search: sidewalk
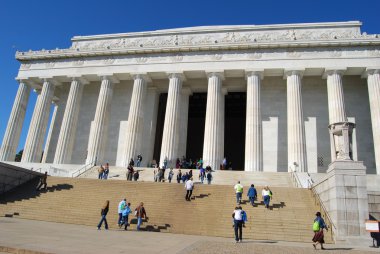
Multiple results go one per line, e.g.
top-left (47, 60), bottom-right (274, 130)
top-left (0, 217), bottom-right (378, 254)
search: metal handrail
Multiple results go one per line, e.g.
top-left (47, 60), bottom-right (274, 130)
top-left (310, 184), bottom-right (337, 241)
top-left (71, 160), bottom-right (96, 178)
top-left (289, 168), bottom-right (335, 241)
top-left (289, 168), bottom-right (302, 188)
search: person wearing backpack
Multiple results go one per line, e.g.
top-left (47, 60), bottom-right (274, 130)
top-left (232, 206), bottom-right (245, 243)
top-left (262, 185), bottom-right (271, 209)
top-left (312, 212), bottom-right (328, 250)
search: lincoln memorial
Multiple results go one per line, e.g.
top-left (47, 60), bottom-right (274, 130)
top-left (1, 21), bottom-right (379, 175)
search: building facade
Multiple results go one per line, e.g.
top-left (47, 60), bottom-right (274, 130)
top-left (1, 21), bottom-right (380, 174)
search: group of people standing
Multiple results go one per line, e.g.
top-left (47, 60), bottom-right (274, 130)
top-left (127, 159), bottom-right (140, 181)
top-left (97, 199), bottom-right (147, 231)
top-left (98, 163), bottom-right (110, 180)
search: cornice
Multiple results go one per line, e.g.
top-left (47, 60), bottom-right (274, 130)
top-left (16, 21), bottom-right (380, 61)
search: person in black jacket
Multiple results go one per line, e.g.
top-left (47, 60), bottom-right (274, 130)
top-left (97, 200), bottom-right (109, 230)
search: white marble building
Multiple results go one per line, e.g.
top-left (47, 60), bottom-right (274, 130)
top-left (1, 21), bottom-right (380, 174)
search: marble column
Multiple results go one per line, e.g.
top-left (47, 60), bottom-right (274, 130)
top-left (22, 79), bottom-right (56, 163)
top-left (177, 87), bottom-right (191, 160)
top-left (366, 68), bottom-right (380, 174)
top-left (122, 74), bottom-right (148, 167)
top-left (54, 78), bottom-right (86, 164)
top-left (41, 101), bottom-right (59, 163)
top-left (86, 76), bottom-right (115, 165)
top-left (0, 81), bottom-right (31, 161)
top-left (159, 73), bottom-right (184, 168)
top-left (326, 69), bottom-right (347, 124)
top-left (325, 69), bottom-right (347, 162)
top-left (245, 71), bottom-right (263, 171)
top-left (285, 70), bottom-right (307, 172)
top-left (203, 72), bottom-right (224, 171)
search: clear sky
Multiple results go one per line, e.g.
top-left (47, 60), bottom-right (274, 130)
top-left (0, 0), bottom-right (379, 152)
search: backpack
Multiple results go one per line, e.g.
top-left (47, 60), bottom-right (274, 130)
top-left (313, 220), bottom-right (320, 232)
top-left (269, 190), bottom-right (273, 197)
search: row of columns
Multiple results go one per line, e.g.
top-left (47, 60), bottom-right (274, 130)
top-left (1, 69), bottom-right (380, 173)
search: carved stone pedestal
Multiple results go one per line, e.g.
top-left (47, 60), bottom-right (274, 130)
top-left (324, 160), bottom-right (370, 244)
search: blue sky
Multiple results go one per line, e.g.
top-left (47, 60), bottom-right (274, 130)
top-left (0, 0), bottom-right (379, 152)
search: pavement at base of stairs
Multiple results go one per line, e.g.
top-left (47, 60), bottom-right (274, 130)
top-left (0, 217), bottom-right (378, 254)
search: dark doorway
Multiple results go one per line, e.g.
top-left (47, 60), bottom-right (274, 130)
top-left (224, 92), bottom-right (246, 170)
top-left (186, 93), bottom-right (207, 161)
top-left (153, 93), bottom-right (167, 165)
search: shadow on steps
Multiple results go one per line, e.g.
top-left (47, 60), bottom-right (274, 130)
top-left (129, 218), bottom-right (171, 232)
top-left (0, 178), bottom-right (73, 205)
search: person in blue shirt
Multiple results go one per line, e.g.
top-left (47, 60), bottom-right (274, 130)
top-left (120, 202), bottom-right (132, 230)
top-left (247, 184), bottom-right (257, 206)
top-left (312, 212), bottom-right (328, 250)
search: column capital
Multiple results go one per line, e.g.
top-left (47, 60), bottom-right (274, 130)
top-left (67, 75), bottom-right (90, 85)
top-left (15, 77), bottom-right (37, 88)
top-left (97, 74), bottom-right (120, 83)
top-left (323, 68), bottom-right (347, 79)
top-left (182, 86), bottom-right (192, 95)
top-left (283, 69), bottom-right (305, 79)
top-left (166, 72), bottom-right (186, 81)
top-left (361, 67), bottom-right (380, 78)
top-left (131, 73), bottom-right (152, 83)
top-left (39, 77), bottom-right (61, 86)
top-left (245, 69), bottom-right (264, 80)
top-left (206, 71), bottom-right (225, 80)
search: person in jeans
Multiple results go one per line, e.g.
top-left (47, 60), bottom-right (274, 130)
top-left (136, 154), bottom-right (142, 167)
top-left (135, 202), bottom-right (147, 230)
top-left (247, 184), bottom-right (257, 206)
top-left (234, 181), bottom-right (243, 204)
top-left (121, 202), bottom-right (132, 230)
top-left (117, 198), bottom-right (126, 227)
top-left (97, 200), bottom-right (109, 230)
top-left (185, 177), bottom-right (194, 201)
top-left (232, 206), bottom-right (244, 243)
top-left (262, 185), bottom-right (272, 209)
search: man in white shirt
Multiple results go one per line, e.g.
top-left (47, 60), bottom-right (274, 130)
top-left (232, 206), bottom-right (244, 243)
top-left (118, 198), bottom-right (126, 227)
top-left (234, 181), bottom-right (243, 204)
top-left (185, 177), bottom-right (194, 201)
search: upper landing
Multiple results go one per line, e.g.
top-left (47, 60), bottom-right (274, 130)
top-left (16, 21), bottom-right (380, 60)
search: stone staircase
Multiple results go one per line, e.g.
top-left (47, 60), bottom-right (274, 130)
top-left (0, 177), bottom-right (333, 243)
top-left (80, 166), bottom-right (294, 187)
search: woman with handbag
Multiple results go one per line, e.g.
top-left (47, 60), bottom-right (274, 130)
top-left (312, 211), bottom-right (328, 250)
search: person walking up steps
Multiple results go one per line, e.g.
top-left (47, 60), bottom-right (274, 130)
top-left (234, 181), bottom-right (243, 205)
top-left (185, 177), bottom-right (194, 201)
top-left (262, 185), bottom-right (272, 209)
top-left (232, 206), bottom-right (244, 243)
top-left (247, 184), bottom-right (257, 206)
top-left (97, 200), bottom-right (109, 230)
